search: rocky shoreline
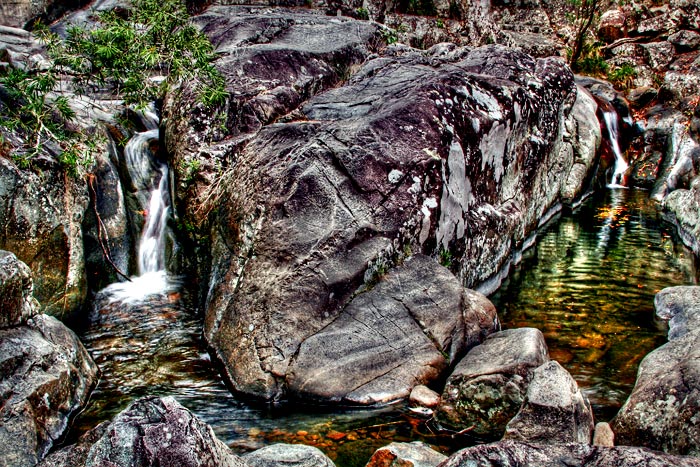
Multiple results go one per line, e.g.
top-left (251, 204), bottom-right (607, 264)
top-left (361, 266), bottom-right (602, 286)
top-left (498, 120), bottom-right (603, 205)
top-left (1, 0), bottom-right (699, 465)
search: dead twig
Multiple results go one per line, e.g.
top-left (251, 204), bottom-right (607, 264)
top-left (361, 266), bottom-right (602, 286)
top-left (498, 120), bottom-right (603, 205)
top-left (87, 173), bottom-right (132, 282)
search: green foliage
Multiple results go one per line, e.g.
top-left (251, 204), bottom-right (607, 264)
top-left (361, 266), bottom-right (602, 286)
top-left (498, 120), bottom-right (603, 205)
top-left (39, 0), bottom-right (226, 108)
top-left (0, 0), bottom-right (226, 175)
top-left (438, 247), bottom-right (453, 268)
top-left (355, 7), bottom-right (370, 20)
top-left (566, 0), bottom-right (602, 72)
top-left (569, 41), bottom-right (608, 76)
top-left (436, 18), bottom-right (445, 28)
top-left (406, 0), bottom-right (437, 16)
top-left (0, 66), bottom-right (97, 173)
top-left (607, 63), bottom-right (636, 90)
top-left (380, 26), bottom-right (400, 45)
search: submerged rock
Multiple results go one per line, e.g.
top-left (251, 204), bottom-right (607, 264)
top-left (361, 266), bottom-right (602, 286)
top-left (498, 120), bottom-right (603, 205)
top-left (244, 444), bottom-right (336, 467)
top-left (0, 313), bottom-right (98, 467)
top-left (503, 360), bottom-right (594, 444)
top-left (440, 440), bottom-right (700, 467)
top-left (436, 328), bottom-right (549, 436)
top-left (38, 396), bottom-right (247, 467)
top-left (365, 442), bottom-right (446, 467)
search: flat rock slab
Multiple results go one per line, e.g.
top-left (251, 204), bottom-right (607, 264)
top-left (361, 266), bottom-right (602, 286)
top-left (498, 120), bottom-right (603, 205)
top-left (436, 327), bottom-right (549, 436)
top-left (0, 314), bottom-right (97, 467)
top-left (286, 254), bottom-right (498, 405)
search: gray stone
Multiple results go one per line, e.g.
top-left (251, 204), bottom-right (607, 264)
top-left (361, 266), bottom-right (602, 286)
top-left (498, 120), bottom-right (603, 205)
top-left (409, 385), bottom-right (441, 409)
top-left (0, 1), bottom-right (89, 28)
top-left (244, 444), bottom-right (335, 467)
top-left (669, 30), bottom-right (700, 52)
top-left (598, 9), bottom-right (626, 44)
top-left (0, 250), bottom-right (38, 328)
top-left (640, 41), bottom-right (675, 71)
top-left (436, 328), bottom-right (549, 436)
top-left (285, 255), bottom-right (499, 405)
top-left (560, 86), bottom-right (601, 203)
top-left (0, 314), bottom-right (98, 467)
top-left (654, 285), bottom-right (700, 339)
top-left (38, 396), bottom-right (247, 467)
top-left (503, 360), bottom-right (594, 444)
top-left (663, 176), bottom-right (700, 253)
top-left (440, 440), bottom-right (700, 467)
top-left (594, 422), bottom-right (615, 447)
top-left (365, 442), bottom-right (446, 467)
top-left (611, 328), bottom-right (700, 456)
top-left (627, 86), bottom-right (658, 108)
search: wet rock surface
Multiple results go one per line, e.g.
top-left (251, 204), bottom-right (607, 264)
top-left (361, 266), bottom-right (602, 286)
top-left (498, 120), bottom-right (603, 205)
top-left (38, 396), bottom-right (247, 467)
top-left (0, 313), bottom-right (98, 467)
top-left (440, 440), bottom-right (700, 467)
top-left (435, 328), bottom-right (549, 436)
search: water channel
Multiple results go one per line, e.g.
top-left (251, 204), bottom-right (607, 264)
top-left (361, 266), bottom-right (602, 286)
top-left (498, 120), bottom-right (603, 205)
top-left (66, 121), bottom-right (698, 467)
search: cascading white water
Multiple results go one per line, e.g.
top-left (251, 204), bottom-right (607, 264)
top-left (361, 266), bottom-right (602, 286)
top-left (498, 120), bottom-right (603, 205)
top-left (603, 109), bottom-right (628, 188)
top-left (101, 126), bottom-right (176, 304)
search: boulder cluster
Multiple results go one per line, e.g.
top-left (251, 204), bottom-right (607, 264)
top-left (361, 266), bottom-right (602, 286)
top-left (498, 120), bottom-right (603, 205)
top-left (0, 0), bottom-right (699, 466)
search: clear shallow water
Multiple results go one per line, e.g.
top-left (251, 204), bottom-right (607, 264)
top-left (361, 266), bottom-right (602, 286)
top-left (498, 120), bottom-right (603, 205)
top-left (68, 188), bottom-right (697, 465)
top-left (491, 189), bottom-right (698, 421)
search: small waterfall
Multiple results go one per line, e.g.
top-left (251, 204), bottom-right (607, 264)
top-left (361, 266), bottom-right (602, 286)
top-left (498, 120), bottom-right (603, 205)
top-left (602, 106), bottom-right (628, 188)
top-left (101, 124), bottom-right (176, 304)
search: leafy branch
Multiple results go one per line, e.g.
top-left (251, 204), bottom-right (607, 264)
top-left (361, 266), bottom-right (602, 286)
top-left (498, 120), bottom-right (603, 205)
top-left (0, 0), bottom-right (227, 174)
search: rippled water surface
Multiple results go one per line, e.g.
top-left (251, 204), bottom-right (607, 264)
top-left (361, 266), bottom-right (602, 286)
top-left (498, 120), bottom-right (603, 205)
top-left (491, 189), bottom-right (698, 421)
top-left (70, 189), bottom-right (696, 465)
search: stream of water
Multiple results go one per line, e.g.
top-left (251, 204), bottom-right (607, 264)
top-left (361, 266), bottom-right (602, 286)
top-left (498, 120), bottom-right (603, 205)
top-left (68, 118), bottom-right (697, 466)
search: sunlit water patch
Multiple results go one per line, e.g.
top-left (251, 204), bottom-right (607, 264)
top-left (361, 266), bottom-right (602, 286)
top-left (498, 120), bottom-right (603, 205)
top-left (491, 189), bottom-right (698, 421)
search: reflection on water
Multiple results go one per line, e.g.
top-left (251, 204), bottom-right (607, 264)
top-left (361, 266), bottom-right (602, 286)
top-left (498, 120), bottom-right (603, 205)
top-left (70, 189), bottom-right (696, 464)
top-left (71, 292), bottom-right (469, 467)
top-left (491, 189), bottom-right (698, 421)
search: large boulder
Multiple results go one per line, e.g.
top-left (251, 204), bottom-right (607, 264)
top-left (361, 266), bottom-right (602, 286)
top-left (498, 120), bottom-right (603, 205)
top-left (37, 396), bottom-right (247, 467)
top-left (166, 8), bottom-right (594, 403)
top-left (244, 444), bottom-right (336, 467)
top-left (439, 440), bottom-right (700, 467)
top-left (0, 132), bottom-right (90, 320)
top-left (0, 313), bottom-right (98, 467)
top-left (611, 290), bottom-right (700, 455)
top-left (435, 328), bottom-right (549, 436)
top-left (503, 360), bottom-right (594, 444)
